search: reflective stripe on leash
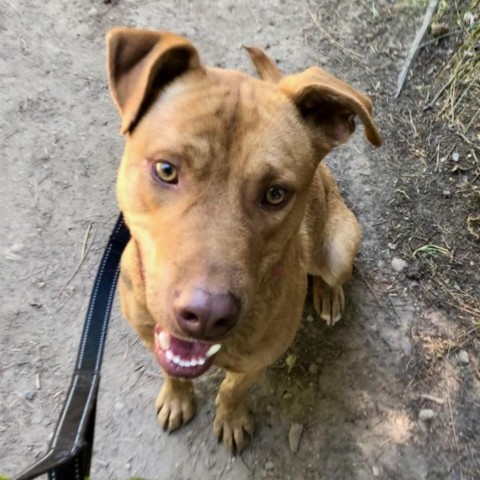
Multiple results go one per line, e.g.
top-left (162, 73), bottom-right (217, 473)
top-left (14, 215), bottom-right (130, 480)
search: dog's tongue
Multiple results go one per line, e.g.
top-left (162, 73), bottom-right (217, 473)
top-left (153, 326), bottom-right (221, 379)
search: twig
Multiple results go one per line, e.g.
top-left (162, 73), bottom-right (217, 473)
top-left (446, 378), bottom-right (463, 479)
top-left (79, 223), bottom-right (95, 258)
top-left (446, 456), bottom-right (467, 477)
top-left (423, 76), bottom-right (455, 110)
top-left (434, 143), bottom-right (441, 172)
top-left (123, 338), bottom-right (130, 360)
top-left (395, 0), bottom-right (440, 98)
top-left (355, 265), bottom-right (398, 325)
top-left (355, 266), bottom-right (383, 308)
top-left (420, 393), bottom-right (444, 405)
top-left (4, 0), bottom-right (19, 12)
top-left (59, 223), bottom-right (95, 295)
top-left (371, 217), bottom-right (391, 226)
top-left (308, 10), bottom-right (372, 72)
top-left (419, 29), bottom-right (461, 48)
top-left (386, 295), bottom-right (401, 326)
top-left (1, 128), bottom-right (19, 142)
top-left (457, 131), bottom-right (480, 153)
top-left (408, 109), bottom-right (419, 137)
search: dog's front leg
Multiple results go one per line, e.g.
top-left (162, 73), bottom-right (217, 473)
top-left (156, 376), bottom-right (195, 432)
top-left (214, 369), bottom-right (264, 454)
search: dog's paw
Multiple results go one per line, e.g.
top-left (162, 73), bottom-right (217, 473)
top-left (312, 280), bottom-right (345, 326)
top-left (213, 403), bottom-right (254, 454)
top-left (155, 380), bottom-right (195, 432)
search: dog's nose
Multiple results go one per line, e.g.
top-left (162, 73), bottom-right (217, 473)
top-left (174, 288), bottom-right (240, 340)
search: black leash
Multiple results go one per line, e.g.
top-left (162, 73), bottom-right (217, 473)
top-left (14, 214), bottom-right (130, 480)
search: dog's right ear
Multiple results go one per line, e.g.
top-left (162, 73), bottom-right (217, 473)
top-left (106, 28), bottom-right (202, 134)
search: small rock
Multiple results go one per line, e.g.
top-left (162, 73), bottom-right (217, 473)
top-left (265, 461), bottom-right (274, 470)
top-left (419, 409), bottom-right (435, 421)
top-left (391, 257), bottom-right (408, 272)
top-left (463, 11), bottom-right (475, 27)
top-left (285, 354), bottom-right (296, 372)
top-left (372, 465), bottom-right (380, 477)
top-left (306, 314), bottom-right (314, 323)
top-left (24, 391), bottom-right (35, 401)
top-left (457, 350), bottom-right (469, 364)
top-left (388, 242), bottom-right (397, 250)
top-left (430, 22), bottom-right (448, 36)
top-left (288, 423), bottom-right (304, 453)
top-left (125, 462), bottom-right (131, 471)
top-left (10, 242), bottom-right (24, 253)
top-left (452, 151), bottom-right (460, 162)
top-left (443, 189), bottom-right (451, 198)
top-left (29, 300), bottom-right (42, 309)
top-left (308, 363), bottom-right (319, 374)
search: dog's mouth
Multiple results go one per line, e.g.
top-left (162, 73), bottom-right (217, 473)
top-left (153, 325), bottom-right (221, 379)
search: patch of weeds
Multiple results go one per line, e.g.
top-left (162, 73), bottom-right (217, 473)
top-left (387, 0), bottom-right (480, 338)
top-left (412, 243), bottom-right (451, 258)
top-left (436, 0), bottom-right (480, 142)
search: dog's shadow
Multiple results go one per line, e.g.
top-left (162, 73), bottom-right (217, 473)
top-left (230, 272), bottom-right (408, 478)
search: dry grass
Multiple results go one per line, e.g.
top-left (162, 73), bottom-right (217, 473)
top-left (436, 0), bottom-right (480, 142)
top-left (412, 0), bottom-right (480, 327)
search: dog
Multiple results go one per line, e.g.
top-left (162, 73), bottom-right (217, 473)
top-left (106, 27), bottom-right (382, 453)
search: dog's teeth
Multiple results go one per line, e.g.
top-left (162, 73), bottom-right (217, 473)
top-left (158, 331), bottom-right (171, 350)
top-left (190, 358), bottom-right (199, 367)
top-left (166, 350), bottom-right (173, 361)
top-left (198, 357), bottom-right (206, 365)
top-left (185, 360), bottom-right (192, 367)
top-left (206, 344), bottom-right (221, 357)
top-left (173, 355), bottom-right (181, 365)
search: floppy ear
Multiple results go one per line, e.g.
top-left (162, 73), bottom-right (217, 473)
top-left (279, 67), bottom-right (382, 149)
top-left (244, 46), bottom-right (283, 83)
top-left (106, 27), bottom-right (202, 134)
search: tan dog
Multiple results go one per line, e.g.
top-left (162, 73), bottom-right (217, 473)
top-left (106, 28), bottom-right (381, 453)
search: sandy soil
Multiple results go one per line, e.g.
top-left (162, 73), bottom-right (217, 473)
top-left (1, 1), bottom-right (479, 479)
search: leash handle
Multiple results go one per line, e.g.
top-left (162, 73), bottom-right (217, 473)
top-left (14, 215), bottom-right (130, 480)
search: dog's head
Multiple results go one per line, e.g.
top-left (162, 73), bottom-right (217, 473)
top-left (107, 28), bottom-right (381, 377)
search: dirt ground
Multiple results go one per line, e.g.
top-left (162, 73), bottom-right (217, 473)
top-left (1, 0), bottom-right (479, 479)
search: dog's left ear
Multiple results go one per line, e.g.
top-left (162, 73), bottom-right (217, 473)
top-left (106, 28), bottom-right (202, 134)
top-left (280, 67), bottom-right (382, 150)
top-left (244, 46), bottom-right (283, 83)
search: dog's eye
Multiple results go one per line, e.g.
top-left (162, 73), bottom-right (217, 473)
top-left (263, 185), bottom-right (287, 207)
top-left (154, 161), bottom-right (178, 184)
